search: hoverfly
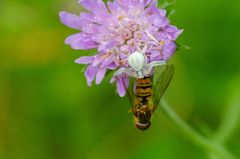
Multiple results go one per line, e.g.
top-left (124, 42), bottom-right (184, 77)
top-left (125, 64), bottom-right (174, 130)
top-left (114, 45), bottom-right (174, 131)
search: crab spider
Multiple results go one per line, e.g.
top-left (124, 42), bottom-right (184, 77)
top-left (114, 45), bottom-right (166, 79)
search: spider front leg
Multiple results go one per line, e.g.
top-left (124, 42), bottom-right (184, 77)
top-left (137, 44), bottom-right (148, 54)
top-left (143, 60), bottom-right (166, 76)
top-left (113, 67), bottom-right (137, 78)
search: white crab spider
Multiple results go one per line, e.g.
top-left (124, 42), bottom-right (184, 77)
top-left (114, 45), bottom-right (166, 79)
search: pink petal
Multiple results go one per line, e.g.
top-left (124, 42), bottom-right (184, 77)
top-left (59, 12), bottom-right (83, 30)
top-left (85, 65), bottom-right (97, 86)
top-left (79, 0), bottom-right (108, 16)
top-left (110, 76), bottom-right (116, 83)
top-left (95, 68), bottom-right (106, 85)
top-left (75, 56), bottom-right (94, 64)
top-left (116, 75), bottom-right (128, 97)
top-left (80, 12), bottom-right (95, 22)
top-left (65, 33), bottom-right (86, 45)
top-left (71, 39), bottom-right (98, 50)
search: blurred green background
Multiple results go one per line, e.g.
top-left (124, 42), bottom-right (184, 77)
top-left (0, 0), bottom-right (240, 159)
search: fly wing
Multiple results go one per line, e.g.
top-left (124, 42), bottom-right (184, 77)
top-left (123, 76), bottom-right (135, 107)
top-left (153, 64), bottom-right (174, 110)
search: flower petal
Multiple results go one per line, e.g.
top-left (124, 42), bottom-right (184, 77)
top-left (78, 0), bottom-right (95, 10)
top-left (165, 25), bottom-right (183, 40)
top-left (107, 63), bottom-right (117, 70)
top-left (65, 33), bottom-right (86, 45)
top-left (71, 39), bottom-right (98, 50)
top-left (159, 9), bottom-right (167, 17)
top-left (79, 0), bottom-right (108, 16)
top-left (102, 54), bottom-right (115, 67)
top-left (98, 40), bottom-right (118, 52)
top-left (150, 51), bottom-right (162, 61)
top-left (162, 40), bottom-right (177, 60)
top-left (110, 76), bottom-right (116, 83)
top-left (80, 12), bottom-right (96, 22)
top-left (85, 65), bottom-right (97, 86)
top-left (107, 1), bottom-right (121, 15)
top-left (116, 75), bottom-right (128, 97)
top-left (75, 56), bottom-right (94, 64)
top-left (59, 12), bottom-right (83, 30)
top-left (95, 68), bottom-right (107, 84)
top-left (145, 0), bottom-right (156, 6)
top-left (145, 1), bottom-right (158, 15)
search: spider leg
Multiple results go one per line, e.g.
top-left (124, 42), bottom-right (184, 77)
top-left (145, 30), bottom-right (159, 44)
top-left (143, 60), bottom-right (166, 76)
top-left (113, 67), bottom-right (137, 78)
top-left (113, 67), bottom-right (126, 77)
top-left (141, 44), bottom-right (148, 53)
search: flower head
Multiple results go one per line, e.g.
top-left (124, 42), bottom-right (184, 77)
top-left (60, 0), bottom-right (183, 97)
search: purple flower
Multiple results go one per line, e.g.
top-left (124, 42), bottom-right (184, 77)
top-left (60, 0), bottom-right (183, 97)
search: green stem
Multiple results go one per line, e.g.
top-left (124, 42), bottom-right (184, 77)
top-left (208, 90), bottom-right (240, 159)
top-left (160, 99), bottom-right (237, 159)
top-left (213, 96), bottom-right (240, 144)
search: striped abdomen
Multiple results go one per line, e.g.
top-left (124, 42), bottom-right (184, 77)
top-left (135, 77), bottom-right (152, 97)
top-left (133, 77), bottom-right (153, 130)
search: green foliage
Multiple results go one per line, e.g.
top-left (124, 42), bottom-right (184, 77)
top-left (158, 0), bottom-right (176, 17)
top-left (176, 41), bottom-right (191, 51)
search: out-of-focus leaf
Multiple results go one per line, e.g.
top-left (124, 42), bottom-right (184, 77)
top-left (158, 0), bottom-right (177, 17)
top-left (158, 0), bottom-right (176, 9)
top-left (176, 41), bottom-right (191, 51)
top-left (167, 9), bottom-right (176, 17)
